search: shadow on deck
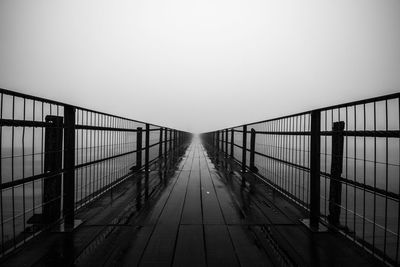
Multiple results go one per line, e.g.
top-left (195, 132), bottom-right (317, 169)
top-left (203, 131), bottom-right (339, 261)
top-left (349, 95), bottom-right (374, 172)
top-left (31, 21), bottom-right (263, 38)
top-left (1, 138), bottom-right (385, 267)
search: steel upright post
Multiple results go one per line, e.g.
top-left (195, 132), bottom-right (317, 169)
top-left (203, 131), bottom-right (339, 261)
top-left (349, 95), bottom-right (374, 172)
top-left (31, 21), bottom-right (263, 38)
top-left (230, 129), bottom-right (234, 158)
top-left (249, 128), bottom-right (258, 173)
top-left (164, 128), bottom-right (168, 154)
top-left (328, 121), bottom-right (345, 226)
top-left (43, 115), bottom-right (63, 225)
top-left (309, 110), bottom-right (321, 229)
top-left (225, 129), bottom-right (228, 158)
top-left (159, 128), bottom-right (163, 159)
top-left (136, 127), bottom-right (143, 170)
top-left (242, 125), bottom-right (247, 173)
top-left (63, 106), bottom-right (75, 226)
top-left (145, 124), bottom-right (150, 171)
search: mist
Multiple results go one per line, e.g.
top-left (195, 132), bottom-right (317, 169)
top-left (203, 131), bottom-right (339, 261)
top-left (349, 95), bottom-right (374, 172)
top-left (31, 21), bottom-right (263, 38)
top-left (1, 0), bottom-right (399, 132)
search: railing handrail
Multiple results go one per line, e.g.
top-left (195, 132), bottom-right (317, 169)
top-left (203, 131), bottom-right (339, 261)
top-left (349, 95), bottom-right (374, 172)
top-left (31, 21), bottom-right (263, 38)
top-left (0, 87), bottom-right (188, 132)
top-left (208, 91), bottom-right (399, 132)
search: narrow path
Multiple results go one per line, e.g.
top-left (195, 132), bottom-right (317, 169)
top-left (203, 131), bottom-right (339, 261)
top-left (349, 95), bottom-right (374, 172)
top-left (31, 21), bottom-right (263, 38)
top-left (2, 138), bottom-right (386, 267)
top-left (93, 138), bottom-right (274, 267)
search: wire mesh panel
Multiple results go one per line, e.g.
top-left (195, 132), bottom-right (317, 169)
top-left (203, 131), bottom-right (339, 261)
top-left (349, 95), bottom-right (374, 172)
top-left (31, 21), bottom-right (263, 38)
top-left (0, 88), bottom-right (187, 258)
top-left (0, 91), bottom-right (65, 256)
top-left (249, 113), bottom-right (311, 207)
top-left (201, 92), bottom-right (400, 265)
top-left (74, 108), bottom-right (146, 208)
top-left (319, 97), bottom-right (400, 264)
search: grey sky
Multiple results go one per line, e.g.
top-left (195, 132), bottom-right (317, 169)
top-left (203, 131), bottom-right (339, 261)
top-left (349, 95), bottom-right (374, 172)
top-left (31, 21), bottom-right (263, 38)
top-left (1, 0), bottom-right (399, 133)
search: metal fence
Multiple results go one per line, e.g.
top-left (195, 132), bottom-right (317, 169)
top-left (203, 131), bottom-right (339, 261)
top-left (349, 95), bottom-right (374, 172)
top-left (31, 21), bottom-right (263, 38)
top-left (0, 88), bottom-right (190, 257)
top-left (201, 92), bottom-right (400, 265)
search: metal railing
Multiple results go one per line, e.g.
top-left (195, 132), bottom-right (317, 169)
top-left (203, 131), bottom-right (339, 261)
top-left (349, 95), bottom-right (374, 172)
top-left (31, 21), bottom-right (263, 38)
top-left (201, 92), bottom-right (400, 265)
top-left (0, 88), bottom-right (191, 257)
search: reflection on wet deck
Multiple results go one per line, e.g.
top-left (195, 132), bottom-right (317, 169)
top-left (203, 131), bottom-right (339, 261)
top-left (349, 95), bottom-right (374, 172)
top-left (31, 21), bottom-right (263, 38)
top-left (1, 138), bottom-right (385, 266)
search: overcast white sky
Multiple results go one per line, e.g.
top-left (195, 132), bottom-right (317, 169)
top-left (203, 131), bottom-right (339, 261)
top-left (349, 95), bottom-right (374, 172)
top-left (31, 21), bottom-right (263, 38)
top-left (0, 0), bottom-right (399, 133)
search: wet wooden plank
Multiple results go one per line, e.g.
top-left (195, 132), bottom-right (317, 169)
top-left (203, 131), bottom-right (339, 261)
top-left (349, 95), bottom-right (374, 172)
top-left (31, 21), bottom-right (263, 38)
top-left (181, 171), bottom-right (202, 225)
top-left (134, 171), bottom-right (183, 226)
top-left (272, 225), bottom-right (381, 267)
top-left (139, 224), bottom-right (179, 267)
top-left (172, 225), bottom-right (206, 267)
top-left (111, 226), bottom-right (154, 267)
top-left (208, 172), bottom-right (244, 225)
top-left (200, 169), bottom-right (225, 225)
top-left (139, 171), bottom-right (190, 266)
top-left (228, 226), bottom-right (274, 267)
top-left (204, 225), bottom-right (240, 267)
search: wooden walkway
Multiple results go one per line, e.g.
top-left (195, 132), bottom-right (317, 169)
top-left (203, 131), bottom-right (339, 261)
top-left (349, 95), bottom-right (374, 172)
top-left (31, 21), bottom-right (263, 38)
top-left (1, 138), bottom-right (385, 267)
top-left (77, 139), bottom-right (273, 266)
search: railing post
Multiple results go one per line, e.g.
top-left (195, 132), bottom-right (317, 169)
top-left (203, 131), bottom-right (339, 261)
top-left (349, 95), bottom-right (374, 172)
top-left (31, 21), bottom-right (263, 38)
top-left (169, 129), bottom-right (173, 152)
top-left (309, 110), bottom-right (321, 229)
top-left (164, 128), bottom-right (168, 155)
top-left (216, 131), bottom-right (219, 152)
top-left (174, 130), bottom-right (177, 150)
top-left (216, 131), bottom-right (220, 164)
top-left (136, 127), bottom-right (143, 170)
top-left (249, 128), bottom-right (258, 173)
top-left (211, 132), bottom-right (215, 150)
top-left (63, 105), bottom-right (75, 226)
top-left (225, 129), bottom-right (228, 158)
top-left (43, 115), bottom-right (63, 225)
top-left (221, 129), bottom-right (224, 155)
top-left (328, 121), bottom-right (345, 226)
top-left (230, 129), bottom-right (234, 158)
top-left (145, 124), bottom-right (150, 171)
top-left (159, 128), bottom-right (163, 159)
top-left (241, 125), bottom-right (247, 173)
top-left (145, 124), bottom-right (150, 199)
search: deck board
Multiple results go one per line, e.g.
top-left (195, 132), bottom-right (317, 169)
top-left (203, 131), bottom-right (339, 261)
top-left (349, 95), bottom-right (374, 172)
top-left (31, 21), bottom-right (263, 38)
top-left (1, 139), bottom-right (386, 267)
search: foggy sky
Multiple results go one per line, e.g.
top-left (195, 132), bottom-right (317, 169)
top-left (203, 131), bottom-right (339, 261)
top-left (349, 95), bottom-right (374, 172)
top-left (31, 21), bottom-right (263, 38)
top-left (1, 0), bottom-right (399, 133)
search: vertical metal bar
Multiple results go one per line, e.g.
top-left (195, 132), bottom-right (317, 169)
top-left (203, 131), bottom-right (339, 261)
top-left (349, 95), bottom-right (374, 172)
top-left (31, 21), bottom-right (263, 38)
top-left (169, 129), bottom-right (173, 153)
top-left (242, 125), bottom-right (247, 173)
top-left (145, 124), bottom-right (150, 171)
top-left (31, 100), bottom-right (36, 236)
top-left (383, 100), bottom-right (388, 260)
top-left (145, 124), bottom-right (150, 199)
top-left (353, 106), bottom-right (357, 240)
top-left (164, 128), bottom-right (168, 156)
top-left (309, 110), bottom-right (321, 229)
top-left (136, 127), bottom-right (142, 170)
top-left (63, 105), bottom-right (75, 226)
top-left (230, 129), bottom-right (234, 158)
top-left (250, 128), bottom-right (257, 172)
top-left (372, 102), bottom-right (377, 255)
top-left (362, 104), bottom-right (366, 247)
top-left (159, 128), bottom-right (163, 159)
top-left (174, 129), bottom-right (177, 151)
top-left (11, 96), bottom-right (15, 247)
top-left (324, 111), bottom-right (328, 217)
top-left (216, 131), bottom-right (219, 152)
top-left (0, 93), bottom-right (4, 254)
top-left (221, 129), bottom-right (224, 155)
top-left (396, 97), bottom-right (400, 264)
top-left (211, 131), bottom-right (215, 150)
top-left (94, 113), bottom-right (98, 194)
top-left (22, 99), bottom-right (26, 241)
top-left (215, 131), bottom-right (219, 164)
top-left (328, 121), bottom-right (345, 226)
top-left (225, 129), bottom-right (228, 157)
top-left (85, 111), bottom-right (88, 201)
top-left (43, 115), bottom-right (63, 225)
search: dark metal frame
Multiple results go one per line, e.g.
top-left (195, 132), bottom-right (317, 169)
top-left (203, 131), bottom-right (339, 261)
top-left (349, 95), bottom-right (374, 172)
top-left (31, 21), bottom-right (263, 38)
top-left (0, 88), bottom-right (190, 257)
top-left (201, 92), bottom-right (400, 265)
